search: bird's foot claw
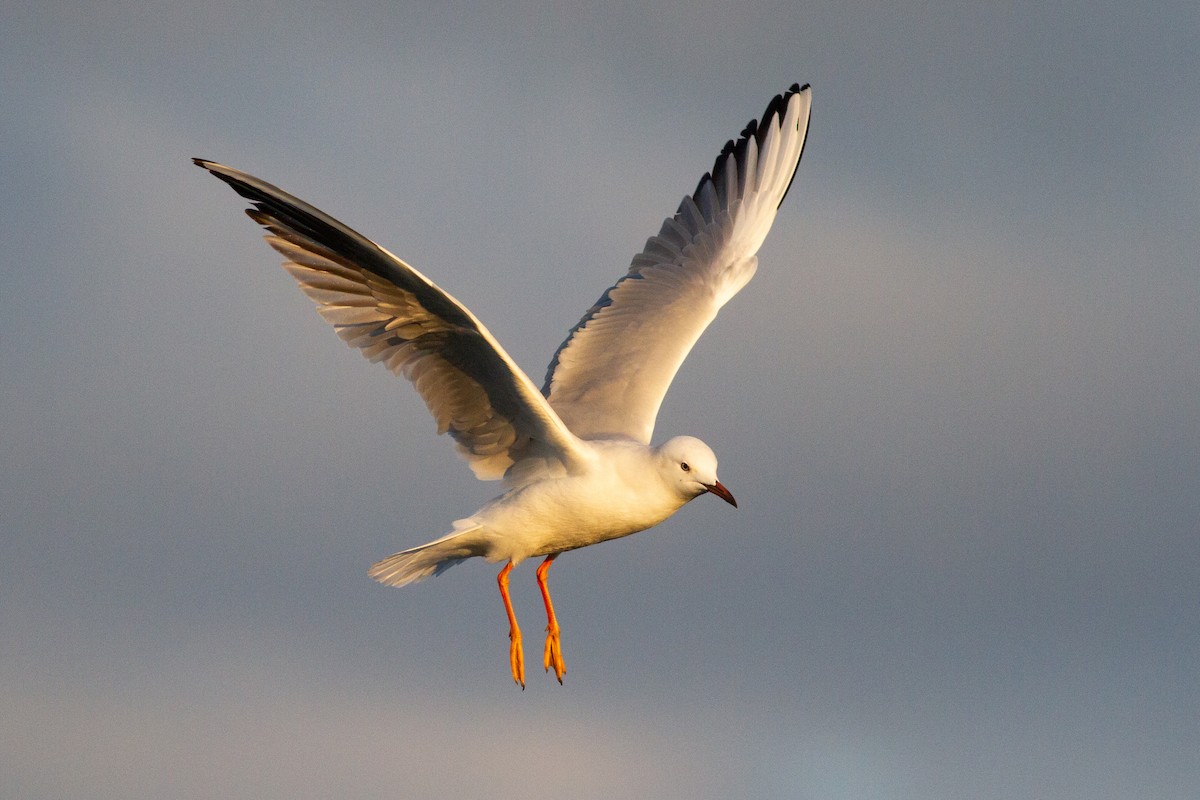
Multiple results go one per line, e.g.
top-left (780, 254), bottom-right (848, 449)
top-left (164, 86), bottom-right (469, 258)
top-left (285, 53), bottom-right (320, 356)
top-left (543, 623), bottom-right (565, 684)
top-left (509, 630), bottom-right (525, 689)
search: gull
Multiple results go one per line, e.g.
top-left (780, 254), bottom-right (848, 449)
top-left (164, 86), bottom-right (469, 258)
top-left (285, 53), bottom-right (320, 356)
top-left (195, 83), bottom-right (811, 687)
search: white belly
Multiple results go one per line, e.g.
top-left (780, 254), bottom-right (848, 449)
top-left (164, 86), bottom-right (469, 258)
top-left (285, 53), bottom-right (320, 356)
top-left (473, 468), bottom-right (687, 564)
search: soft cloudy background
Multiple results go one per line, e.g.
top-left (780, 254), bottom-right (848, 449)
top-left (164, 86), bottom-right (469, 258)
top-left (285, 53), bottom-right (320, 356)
top-left (3, 2), bottom-right (1197, 798)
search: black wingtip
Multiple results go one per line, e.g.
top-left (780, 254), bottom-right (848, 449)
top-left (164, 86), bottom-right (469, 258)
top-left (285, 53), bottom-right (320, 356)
top-left (774, 83), bottom-right (811, 208)
top-left (692, 83), bottom-right (811, 205)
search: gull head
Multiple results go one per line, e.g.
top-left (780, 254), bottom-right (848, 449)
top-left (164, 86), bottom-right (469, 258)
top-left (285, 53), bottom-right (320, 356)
top-left (656, 436), bottom-right (737, 508)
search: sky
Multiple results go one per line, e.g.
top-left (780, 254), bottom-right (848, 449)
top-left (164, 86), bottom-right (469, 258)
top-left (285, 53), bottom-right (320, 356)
top-left (2, 1), bottom-right (1198, 798)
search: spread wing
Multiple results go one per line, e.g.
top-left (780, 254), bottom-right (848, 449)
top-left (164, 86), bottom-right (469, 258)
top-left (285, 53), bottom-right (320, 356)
top-left (542, 84), bottom-right (811, 443)
top-left (195, 159), bottom-right (588, 483)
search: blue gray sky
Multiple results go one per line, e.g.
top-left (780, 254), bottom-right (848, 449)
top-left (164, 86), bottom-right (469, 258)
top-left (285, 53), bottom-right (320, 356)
top-left (3, 2), bottom-right (1198, 798)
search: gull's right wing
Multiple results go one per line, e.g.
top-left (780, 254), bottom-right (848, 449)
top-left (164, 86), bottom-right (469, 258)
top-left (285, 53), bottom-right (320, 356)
top-left (542, 85), bottom-right (811, 443)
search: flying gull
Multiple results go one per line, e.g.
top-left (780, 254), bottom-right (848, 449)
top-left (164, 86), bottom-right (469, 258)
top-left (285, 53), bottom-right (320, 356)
top-left (195, 82), bottom-right (811, 687)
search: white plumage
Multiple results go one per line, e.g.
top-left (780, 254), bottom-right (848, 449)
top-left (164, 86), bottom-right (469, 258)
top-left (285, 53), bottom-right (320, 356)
top-left (196, 83), bottom-right (811, 686)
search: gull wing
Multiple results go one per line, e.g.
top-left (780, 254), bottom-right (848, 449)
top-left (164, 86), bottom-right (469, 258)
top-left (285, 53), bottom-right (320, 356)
top-left (542, 84), bottom-right (811, 443)
top-left (196, 159), bottom-right (588, 482)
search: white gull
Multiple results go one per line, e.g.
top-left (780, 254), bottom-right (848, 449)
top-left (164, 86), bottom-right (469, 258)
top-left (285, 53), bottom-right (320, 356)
top-left (195, 83), bottom-right (811, 687)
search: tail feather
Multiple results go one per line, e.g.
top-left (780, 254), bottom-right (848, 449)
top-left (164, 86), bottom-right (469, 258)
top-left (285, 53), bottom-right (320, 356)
top-left (368, 521), bottom-right (486, 587)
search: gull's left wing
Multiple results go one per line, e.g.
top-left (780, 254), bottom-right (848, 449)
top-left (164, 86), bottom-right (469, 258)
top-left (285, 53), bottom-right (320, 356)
top-left (195, 159), bottom-right (589, 482)
top-left (542, 84), bottom-right (811, 443)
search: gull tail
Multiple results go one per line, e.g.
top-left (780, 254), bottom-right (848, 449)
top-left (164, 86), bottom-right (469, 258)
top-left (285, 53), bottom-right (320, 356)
top-left (368, 520), bottom-right (486, 587)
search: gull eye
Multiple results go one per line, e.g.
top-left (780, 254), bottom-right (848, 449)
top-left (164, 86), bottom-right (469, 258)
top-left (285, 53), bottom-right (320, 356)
top-left (680, 462), bottom-right (691, 472)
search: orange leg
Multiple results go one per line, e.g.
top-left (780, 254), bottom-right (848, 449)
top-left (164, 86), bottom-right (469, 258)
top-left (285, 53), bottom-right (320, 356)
top-left (536, 555), bottom-right (566, 683)
top-left (497, 562), bottom-right (524, 688)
